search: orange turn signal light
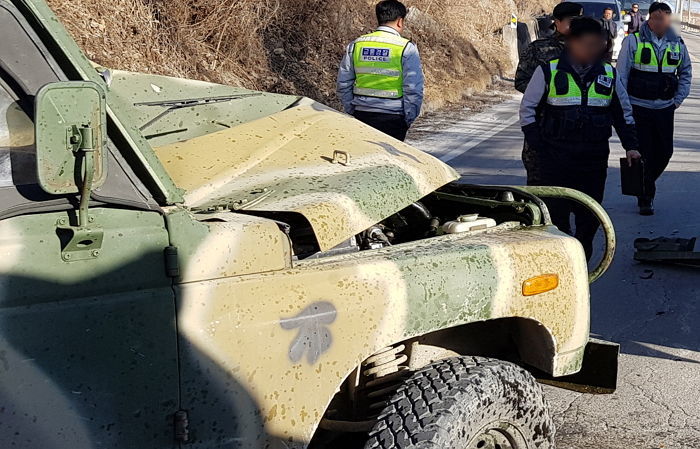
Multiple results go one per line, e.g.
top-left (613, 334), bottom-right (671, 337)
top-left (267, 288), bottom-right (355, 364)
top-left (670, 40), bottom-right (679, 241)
top-left (522, 274), bottom-right (559, 296)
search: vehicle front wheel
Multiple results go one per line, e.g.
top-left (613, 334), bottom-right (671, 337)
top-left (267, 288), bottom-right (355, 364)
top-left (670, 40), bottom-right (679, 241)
top-left (364, 356), bottom-right (555, 449)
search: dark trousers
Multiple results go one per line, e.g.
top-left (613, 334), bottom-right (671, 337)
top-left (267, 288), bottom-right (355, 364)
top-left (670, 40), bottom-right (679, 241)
top-left (534, 148), bottom-right (609, 261)
top-left (523, 140), bottom-right (542, 185)
top-left (632, 105), bottom-right (676, 200)
top-left (353, 110), bottom-right (409, 141)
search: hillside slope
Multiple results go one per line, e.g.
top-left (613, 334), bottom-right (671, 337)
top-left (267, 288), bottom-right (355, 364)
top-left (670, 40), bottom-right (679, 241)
top-left (47, 0), bottom-right (556, 111)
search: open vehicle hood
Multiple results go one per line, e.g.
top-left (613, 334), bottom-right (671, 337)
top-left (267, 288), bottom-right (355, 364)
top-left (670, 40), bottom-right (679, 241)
top-left (154, 102), bottom-right (459, 250)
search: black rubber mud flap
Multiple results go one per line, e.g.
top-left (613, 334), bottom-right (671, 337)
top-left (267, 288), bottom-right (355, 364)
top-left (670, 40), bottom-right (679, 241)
top-left (534, 338), bottom-right (620, 394)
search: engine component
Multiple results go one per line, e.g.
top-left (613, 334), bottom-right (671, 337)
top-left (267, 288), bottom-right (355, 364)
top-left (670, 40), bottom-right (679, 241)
top-left (442, 214), bottom-right (497, 234)
top-left (361, 226), bottom-right (393, 250)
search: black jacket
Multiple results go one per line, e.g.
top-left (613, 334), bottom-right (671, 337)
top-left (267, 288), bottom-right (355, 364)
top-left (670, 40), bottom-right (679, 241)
top-left (522, 54), bottom-right (639, 167)
top-left (628, 11), bottom-right (643, 34)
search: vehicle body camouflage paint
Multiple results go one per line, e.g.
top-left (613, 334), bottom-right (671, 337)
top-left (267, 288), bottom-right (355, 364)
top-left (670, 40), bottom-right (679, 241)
top-left (155, 104), bottom-right (459, 250)
top-left (172, 220), bottom-right (589, 445)
top-left (0, 1), bottom-right (611, 448)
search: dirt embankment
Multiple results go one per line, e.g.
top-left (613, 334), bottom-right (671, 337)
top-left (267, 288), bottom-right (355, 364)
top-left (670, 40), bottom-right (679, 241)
top-left (47, 0), bottom-right (556, 111)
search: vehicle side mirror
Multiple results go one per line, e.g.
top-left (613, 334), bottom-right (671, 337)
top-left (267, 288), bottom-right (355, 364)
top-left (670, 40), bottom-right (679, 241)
top-left (35, 81), bottom-right (107, 196)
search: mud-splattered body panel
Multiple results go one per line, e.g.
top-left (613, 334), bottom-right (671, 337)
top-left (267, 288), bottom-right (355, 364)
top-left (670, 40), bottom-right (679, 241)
top-left (0, 2), bottom-right (598, 448)
top-left (175, 222), bottom-right (589, 446)
top-left (155, 105), bottom-right (458, 250)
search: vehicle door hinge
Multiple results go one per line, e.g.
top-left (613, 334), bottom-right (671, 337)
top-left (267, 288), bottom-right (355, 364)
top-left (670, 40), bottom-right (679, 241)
top-left (164, 246), bottom-right (180, 278)
top-left (174, 409), bottom-right (189, 443)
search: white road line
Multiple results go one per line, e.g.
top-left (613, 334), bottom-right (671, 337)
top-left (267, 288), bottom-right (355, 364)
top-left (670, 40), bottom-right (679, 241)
top-left (439, 113), bottom-right (520, 163)
top-left (410, 95), bottom-right (522, 163)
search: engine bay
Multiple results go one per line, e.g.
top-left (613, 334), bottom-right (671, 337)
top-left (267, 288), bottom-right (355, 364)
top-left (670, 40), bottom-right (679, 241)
top-left (297, 184), bottom-right (550, 260)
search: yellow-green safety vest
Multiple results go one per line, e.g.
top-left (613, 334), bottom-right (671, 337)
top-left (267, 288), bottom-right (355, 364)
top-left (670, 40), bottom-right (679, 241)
top-left (352, 30), bottom-right (410, 99)
top-left (632, 32), bottom-right (683, 73)
top-left (546, 59), bottom-right (616, 107)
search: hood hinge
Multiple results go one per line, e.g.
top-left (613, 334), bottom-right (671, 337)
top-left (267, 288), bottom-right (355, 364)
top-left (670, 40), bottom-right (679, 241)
top-left (164, 246), bottom-right (180, 278)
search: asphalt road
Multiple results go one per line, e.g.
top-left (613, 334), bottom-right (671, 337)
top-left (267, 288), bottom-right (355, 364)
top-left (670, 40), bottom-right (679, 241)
top-left (409, 32), bottom-right (700, 449)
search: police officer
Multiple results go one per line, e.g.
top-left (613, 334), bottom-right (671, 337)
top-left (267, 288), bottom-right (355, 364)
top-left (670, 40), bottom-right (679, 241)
top-left (515, 2), bottom-right (583, 184)
top-left (520, 17), bottom-right (641, 260)
top-left (336, 0), bottom-right (424, 141)
top-left (617, 2), bottom-right (692, 215)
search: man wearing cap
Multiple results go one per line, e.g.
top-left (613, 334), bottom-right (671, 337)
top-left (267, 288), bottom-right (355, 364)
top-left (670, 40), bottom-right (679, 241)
top-left (627, 3), bottom-right (644, 35)
top-left (515, 2), bottom-right (583, 184)
top-left (337, 0), bottom-right (424, 141)
top-left (519, 17), bottom-right (641, 259)
top-left (617, 2), bottom-right (692, 215)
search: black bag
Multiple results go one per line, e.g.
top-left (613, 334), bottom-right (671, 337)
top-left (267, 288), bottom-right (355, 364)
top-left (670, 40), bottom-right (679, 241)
top-left (620, 158), bottom-right (645, 197)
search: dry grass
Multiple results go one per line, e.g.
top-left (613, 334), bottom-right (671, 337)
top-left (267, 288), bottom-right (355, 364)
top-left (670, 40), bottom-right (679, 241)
top-left (47, 0), bottom-right (557, 110)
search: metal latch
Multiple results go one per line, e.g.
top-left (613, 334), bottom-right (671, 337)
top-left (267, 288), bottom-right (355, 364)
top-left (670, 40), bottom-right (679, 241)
top-left (332, 150), bottom-right (351, 166)
top-left (174, 410), bottom-right (190, 443)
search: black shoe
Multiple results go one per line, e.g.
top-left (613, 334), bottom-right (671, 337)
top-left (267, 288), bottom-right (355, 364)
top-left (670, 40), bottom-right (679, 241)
top-left (639, 201), bottom-right (655, 216)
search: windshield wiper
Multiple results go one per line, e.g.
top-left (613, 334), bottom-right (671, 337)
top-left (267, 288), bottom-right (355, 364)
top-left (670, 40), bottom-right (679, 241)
top-left (134, 93), bottom-right (263, 131)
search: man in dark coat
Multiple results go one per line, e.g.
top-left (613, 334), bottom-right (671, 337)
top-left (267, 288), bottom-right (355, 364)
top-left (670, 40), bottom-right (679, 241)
top-left (601, 7), bottom-right (618, 62)
top-left (515, 2), bottom-right (583, 185)
top-left (627, 3), bottom-right (644, 35)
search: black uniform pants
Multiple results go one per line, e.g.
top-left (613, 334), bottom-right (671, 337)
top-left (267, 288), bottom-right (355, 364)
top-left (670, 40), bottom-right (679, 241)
top-left (632, 105), bottom-right (676, 200)
top-left (536, 153), bottom-right (609, 262)
top-left (523, 140), bottom-right (542, 185)
top-left (353, 110), bottom-right (409, 141)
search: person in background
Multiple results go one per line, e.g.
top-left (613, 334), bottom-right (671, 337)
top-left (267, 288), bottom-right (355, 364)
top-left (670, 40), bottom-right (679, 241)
top-left (627, 3), bottom-right (644, 35)
top-left (601, 7), bottom-right (618, 38)
top-left (601, 7), bottom-right (618, 62)
top-left (336, 0), bottom-right (424, 141)
top-left (617, 2), bottom-right (692, 215)
top-left (520, 17), bottom-right (641, 260)
top-left (515, 2), bottom-right (583, 185)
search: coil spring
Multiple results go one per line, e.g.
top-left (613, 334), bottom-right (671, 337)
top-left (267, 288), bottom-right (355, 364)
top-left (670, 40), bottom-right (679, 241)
top-left (361, 345), bottom-right (410, 413)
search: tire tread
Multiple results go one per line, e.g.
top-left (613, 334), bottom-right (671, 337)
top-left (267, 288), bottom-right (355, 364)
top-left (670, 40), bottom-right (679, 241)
top-left (364, 356), bottom-right (554, 449)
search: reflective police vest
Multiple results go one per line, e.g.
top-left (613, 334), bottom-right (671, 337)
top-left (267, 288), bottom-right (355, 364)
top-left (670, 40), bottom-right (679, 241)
top-left (352, 30), bottom-right (410, 99)
top-left (541, 58), bottom-right (616, 142)
top-left (628, 32), bottom-right (683, 100)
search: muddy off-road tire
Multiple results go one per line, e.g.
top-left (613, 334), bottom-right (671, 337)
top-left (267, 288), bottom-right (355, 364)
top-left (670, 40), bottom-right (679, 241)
top-left (364, 356), bottom-right (554, 449)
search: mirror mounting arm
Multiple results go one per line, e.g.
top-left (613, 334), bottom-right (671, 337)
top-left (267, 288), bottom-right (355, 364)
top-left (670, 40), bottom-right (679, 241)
top-left (70, 125), bottom-right (96, 228)
top-left (35, 81), bottom-right (108, 263)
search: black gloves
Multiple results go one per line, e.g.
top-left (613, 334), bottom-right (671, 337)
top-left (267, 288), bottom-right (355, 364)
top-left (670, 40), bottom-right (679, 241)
top-left (522, 123), bottom-right (545, 151)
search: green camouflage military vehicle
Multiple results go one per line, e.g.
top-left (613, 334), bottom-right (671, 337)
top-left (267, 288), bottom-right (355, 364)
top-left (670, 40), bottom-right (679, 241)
top-left (0, 1), bottom-right (619, 448)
